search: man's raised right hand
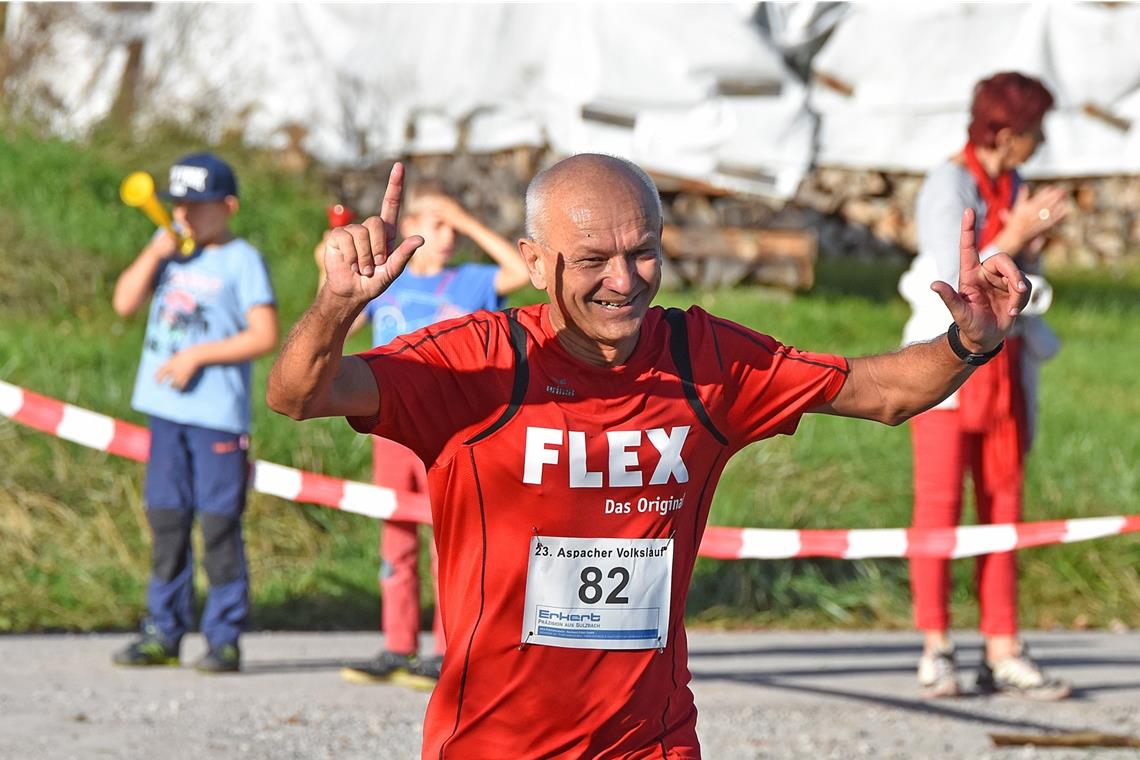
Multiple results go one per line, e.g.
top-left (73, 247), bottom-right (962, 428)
top-left (322, 162), bottom-right (424, 304)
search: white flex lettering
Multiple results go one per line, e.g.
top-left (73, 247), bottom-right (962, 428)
top-left (522, 425), bottom-right (690, 488)
top-left (569, 430), bottom-right (603, 487)
top-left (607, 430), bottom-right (643, 487)
top-left (523, 427), bottom-right (563, 484)
top-left (647, 425), bottom-right (690, 485)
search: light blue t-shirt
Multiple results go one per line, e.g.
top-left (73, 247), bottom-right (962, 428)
top-left (131, 238), bottom-right (275, 434)
top-left (363, 263), bottom-right (502, 348)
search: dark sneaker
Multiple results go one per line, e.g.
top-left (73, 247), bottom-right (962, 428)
top-left (341, 649), bottom-right (414, 685)
top-left (392, 654), bottom-right (443, 691)
top-left (917, 644), bottom-right (960, 698)
top-left (342, 650), bottom-right (440, 690)
top-left (195, 642), bottom-right (241, 674)
top-left (977, 643), bottom-right (1071, 701)
top-left (112, 633), bottom-right (180, 667)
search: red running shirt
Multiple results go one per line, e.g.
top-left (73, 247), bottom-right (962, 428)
top-left (349, 303), bottom-right (848, 759)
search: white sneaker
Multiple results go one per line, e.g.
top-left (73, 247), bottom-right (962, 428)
top-left (917, 644), bottom-right (960, 698)
top-left (977, 643), bottom-right (1072, 701)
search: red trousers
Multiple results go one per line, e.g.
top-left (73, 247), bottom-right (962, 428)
top-left (373, 436), bottom-right (445, 656)
top-left (908, 408), bottom-right (1024, 636)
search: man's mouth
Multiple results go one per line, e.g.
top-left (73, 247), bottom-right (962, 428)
top-left (592, 296), bottom-right (634, 310)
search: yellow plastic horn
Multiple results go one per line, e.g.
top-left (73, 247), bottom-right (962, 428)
top-left (119, 172), bottom-right (196, 255)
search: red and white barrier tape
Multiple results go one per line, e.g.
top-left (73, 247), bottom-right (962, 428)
top-left (0, 380), bottom-right (431, 524)
top-left (3, 379), bottom-right (1137, 560)
top-left (699, 517), bottom-right (1140, 560)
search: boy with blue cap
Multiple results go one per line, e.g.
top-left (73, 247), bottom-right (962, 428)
top-left (111, 153), bottom-right (278, 673)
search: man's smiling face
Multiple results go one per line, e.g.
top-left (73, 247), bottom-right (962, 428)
top-left (522, 159), bottom-right (663, 366)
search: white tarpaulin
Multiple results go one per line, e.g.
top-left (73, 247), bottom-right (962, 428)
top-left (3, 3), bottom-right (814, 198)
top-left (809, 3), bottom-right (1140, 177)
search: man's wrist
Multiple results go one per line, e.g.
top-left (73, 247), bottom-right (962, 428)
top-left (314, 286), bottom-right (367, 324)
top-left (946, 323), bottom-right (1003, 366)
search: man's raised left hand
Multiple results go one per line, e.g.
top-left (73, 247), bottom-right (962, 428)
top-left (931, 208), bottom-right (1032, 353)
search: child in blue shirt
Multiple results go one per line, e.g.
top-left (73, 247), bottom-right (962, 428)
top-left (111, 153), bottom-right (278, 673)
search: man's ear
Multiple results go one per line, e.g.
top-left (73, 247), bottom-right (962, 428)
top-left (519, 238), bottom-right (547, 290)
top-left (224, 196), bottom-right (240, 216)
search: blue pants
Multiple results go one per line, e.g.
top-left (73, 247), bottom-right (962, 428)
top-left (143, 416), bottom-right (250, 649)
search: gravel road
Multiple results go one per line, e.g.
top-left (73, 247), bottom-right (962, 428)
top-left (2, 630), bottom-right (1137, 759)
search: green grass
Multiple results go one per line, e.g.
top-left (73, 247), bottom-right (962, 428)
top-left (677, 264), bottom-right (1140, 630)
top-left (1, 124), bottom-right (1138, 633)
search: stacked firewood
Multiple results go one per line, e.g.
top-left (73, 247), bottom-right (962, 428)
top-left (794, 167), bottom-right (1140, 268)
top-left (321, 152), bottom-right (1139, 291)
top-left (327, 149), bottom-right (821, 290)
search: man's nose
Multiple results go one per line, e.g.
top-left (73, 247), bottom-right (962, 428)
top-left (602, 255), bottom-right (634, 293)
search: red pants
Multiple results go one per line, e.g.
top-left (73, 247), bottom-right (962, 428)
top-left (909, 408), bottom-right (1024, 636)
top-left (373, 436), bottom-right (445, 656)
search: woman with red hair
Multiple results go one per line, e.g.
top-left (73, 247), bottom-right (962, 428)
top-left (898, 72), bottom-right (1071, 700)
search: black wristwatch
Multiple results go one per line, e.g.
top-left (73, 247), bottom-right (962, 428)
top-left (946, 323), bottom-right (1003, 366)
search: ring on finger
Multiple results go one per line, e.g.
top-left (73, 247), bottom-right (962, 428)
top-left (1038, 208), bottom-right (1051, 221)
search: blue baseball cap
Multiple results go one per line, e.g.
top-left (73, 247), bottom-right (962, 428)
top-left (160, 152), bottom-right (239, 201)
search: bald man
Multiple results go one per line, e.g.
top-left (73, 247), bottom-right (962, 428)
top-left (267, 154), bottom-right (1031, 758)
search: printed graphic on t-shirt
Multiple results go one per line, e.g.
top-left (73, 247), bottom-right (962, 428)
top-left (373, 290), bottom-right (470, 347)
top-left (145, 271), bottom-right (222, 356)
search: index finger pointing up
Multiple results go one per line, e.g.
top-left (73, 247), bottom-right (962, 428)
top-left (380, 162), bottom-right (406, 228)
top-left (958, 207), bottom-right (977, 262)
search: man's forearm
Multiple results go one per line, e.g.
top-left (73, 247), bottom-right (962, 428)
top-left (882, 335), bottom-right (977, 422)
top-left (829, 332), bottom-right (977, 425)
top-left (266, 291), bottom-right (362, 419)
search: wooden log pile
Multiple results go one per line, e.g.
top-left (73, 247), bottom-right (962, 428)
top-left (1044, 175), bottom-right (1140, 267)
top-left (660, 224), bottom-right (816, 290)
top-left (793, 166), bottom-right (1140, 269)
top-left (325, 149), bottom-right (820, 290)
top-left (330, 147), bottom-right (542, 241)
top-left (320, 150), bottom-right (1139, 293)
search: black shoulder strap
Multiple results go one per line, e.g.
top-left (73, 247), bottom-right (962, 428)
top-left (464, 308), bottom-right (530, 445)
top-left (664, 308), bottom-right (728, 445)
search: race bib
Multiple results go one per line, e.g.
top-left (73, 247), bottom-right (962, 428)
top-left (521, 535), bottom-right (673, 650)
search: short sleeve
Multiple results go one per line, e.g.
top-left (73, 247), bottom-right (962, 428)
top-left (345, 312), bottom-right (515, 465)
top-left (691, 309), bottom-right (849, 448)
top-left (453, 263), bottom-right (503, 312)
top-left (236, 245), bottom-right (276, 313)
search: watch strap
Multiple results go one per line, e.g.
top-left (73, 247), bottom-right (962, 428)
top-left (946, 323), bottom-right (1004, 366)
